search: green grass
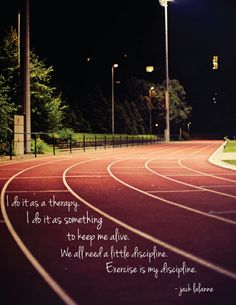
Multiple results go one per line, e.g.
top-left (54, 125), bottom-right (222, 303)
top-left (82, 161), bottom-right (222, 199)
top-left (31, 138), bottom-right (53, 154)
top-left (223, 160), bottom-right (236, 166)
top-left (224, 140), bottom-right (236, 152)
top-left (54, 130), bottom-right (159, 142)
top-left (71, 133), bottom-right (159, 142)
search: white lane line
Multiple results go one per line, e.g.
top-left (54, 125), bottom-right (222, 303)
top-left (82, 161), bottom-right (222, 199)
top-left (180, 145), bottom-right (236, 182)
top-left (111, 166), bottom-right (146, 169)
top-left (164, 173), bottom-right (236, 177)
top-left (67, 171), bottom-right (107, 174)
top-left (150, 166), bottom-right (183, 169)
top-left (201, 184), bottom-right (236, 188)
top-left (209, 173), bottom-right (236, 176)
top-left (0, 158), bottom-right (95, 305)
top-left (1, 174), bottom-right (142, 180)
top-left (146, 189), bottom-right (203, 193)
top-left (208, 143), bottom-right (236, 172)
top-left (66, 175), bottom-right (110, 178)
top-left (0, 156), bottom-right (56, 167)
top-left (209, 210), bottom-right (236, 215)
top-left (63, 161), bottom-right (236, 280)
top-left (0, 143), bottom-right (186, 169)
top-left (110, 144), bottom-right (236, 226)
top-left (5, 176), bottom-right (63, 180)
top-left (109, 158), bottom-right (236, 227)
top-left (162, 174), bottom-right (207, 177)
top-left (110, 172), bottom-right (152, 175)
top-left (111, 144), bottom-right (236, 226)
top-left (109, 146), bottom-right (195, 172)
top-left (6, 190), bottom-right (69, 193)
top-left (2, 174), bottom-right (110, 180)
top-left (146, 144), bottom-right (236, 201)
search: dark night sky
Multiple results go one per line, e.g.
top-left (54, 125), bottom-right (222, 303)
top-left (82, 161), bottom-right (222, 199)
top-left (1, 0), bottom-right (236, 134)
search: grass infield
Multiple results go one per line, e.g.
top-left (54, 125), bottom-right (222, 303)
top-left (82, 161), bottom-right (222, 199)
top-left (224, 140), bottom-right (236, 152)
top-left (223, 160), bottom-right (236, 166)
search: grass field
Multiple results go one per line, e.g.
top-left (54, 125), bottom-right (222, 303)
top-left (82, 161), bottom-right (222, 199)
top-left (223, 160), bottom-right (236, 166)
top-left (223, 140), bottom-right (236, 167)
top-left (224, 140), bottom-right (236, 152)
top-left (73, 133), bottom-right (159, 140)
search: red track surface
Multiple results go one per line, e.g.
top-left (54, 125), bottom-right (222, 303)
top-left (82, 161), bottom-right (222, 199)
top-left (1, 141), bottom-right (236, 305)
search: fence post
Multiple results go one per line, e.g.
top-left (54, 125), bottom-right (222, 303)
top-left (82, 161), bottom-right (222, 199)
top-left (95, 135), bottom-right (97, 150)
top-left (69, 135), bottom-right (72, 154)
top-left (52, 134), bottom-right (56, 155)
top-left (83, 135), bottom-right (86, 152)
top-left (9, 131), bottom-right (13, 160)
top-left (120, 135), bottom-right (122, 148)
top-left (34, 134), bottom-right (37, 158)
top-left (104, 135), bottom-right (106, 149)
top-left (112, 135), bottom-right (115, 148)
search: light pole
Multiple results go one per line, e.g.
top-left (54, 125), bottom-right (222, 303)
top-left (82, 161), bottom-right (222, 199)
top-left (111, 64), bottom-right (118, 134)
top-left (149, 86), bottom-right (155, 134)
top-left (20, 0), bottom-right (31, 153)
top-left (155, 123), bottom-right (159, 135)
top-left (187, 121), bottom-right (192, 134)
top-left (159, 0), bottom-right (173, 143)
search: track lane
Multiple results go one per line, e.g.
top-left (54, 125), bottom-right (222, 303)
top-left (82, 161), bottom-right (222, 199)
top-left (1, 141), bottom-right (236, 305)
top-left (62, 145), bottom-right (236, 268)
top-left (1, 158), bottom-right (83, 305)
top-left (109, 146), bottom-right (236, 224)
top-left (1, 145), bottom-right (178, 305)
top-left (64, 159), bottom-right (236, 279)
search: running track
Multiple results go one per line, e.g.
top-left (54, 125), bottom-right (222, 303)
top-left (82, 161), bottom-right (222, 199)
top-left (0, 141), bottom-right (236, 305)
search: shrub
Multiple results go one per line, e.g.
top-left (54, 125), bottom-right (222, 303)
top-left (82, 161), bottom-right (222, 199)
top-left (31, 137), bottom-right (51, 154)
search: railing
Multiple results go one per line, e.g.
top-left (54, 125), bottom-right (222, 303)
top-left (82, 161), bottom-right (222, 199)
top-left (2, 132), bottom-right (165, 159)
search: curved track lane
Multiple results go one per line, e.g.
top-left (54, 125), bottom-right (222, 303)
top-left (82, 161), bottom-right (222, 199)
top-left (1, 141), bottom-right (236, 305)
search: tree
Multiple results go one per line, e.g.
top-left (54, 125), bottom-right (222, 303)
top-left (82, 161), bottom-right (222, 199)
top-left (0, 28), bottom-right (19, 110)
top-left (122, 77), bottom-right (192, 135)
top-left (30, 52), bottom-right (67, 132)
top-left (155, 79), bottom-right (192, 129)
top-left (0, 74), bottom-right (16, 153)
top-left (124, 77), bottom-right (157, 134)
top-left (82, 87), bottom-right (111, 133)
top-left (0, 28), bottom-right (69, 134)
top-left (64, 97), bottom-right (92, 132)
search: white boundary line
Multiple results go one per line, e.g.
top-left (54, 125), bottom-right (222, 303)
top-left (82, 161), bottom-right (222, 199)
top-left (63, 161), bottom-right (236, 280)
top-left (0, 158), bottom-right (95, 305)
top-left (107, 144), bottom-right (236, 226)
top-left (145, 144), bottom-right (236, 201)
top-left (6, 190), bottom-right (70, 193)
top-left (209, 143), bottom-right (236, 172)
top-left (209, 210), bottom-right (236, 215)
top-left (109, 158), bottom-right (236, 227)
top-left (178, 145), bottom-right (236, 182)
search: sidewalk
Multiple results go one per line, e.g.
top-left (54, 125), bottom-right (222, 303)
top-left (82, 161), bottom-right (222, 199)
top-left (209, 142), bottom-right (236, 171)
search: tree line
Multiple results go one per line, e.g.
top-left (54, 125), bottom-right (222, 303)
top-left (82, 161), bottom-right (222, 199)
top-left (0, 28), bottom-right (192, 153)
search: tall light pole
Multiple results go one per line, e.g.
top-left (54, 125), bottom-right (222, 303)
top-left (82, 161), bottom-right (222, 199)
top-left (20, 0), bottom-right (31, 153)
top-left (159, 0), bottom-right (173, 143)
top-left (111, 64), bottom-right (118, 134)
top-left (187, 121), bottom-right (192, 134)
top-left (18, 10), bottom-right (21, 66)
